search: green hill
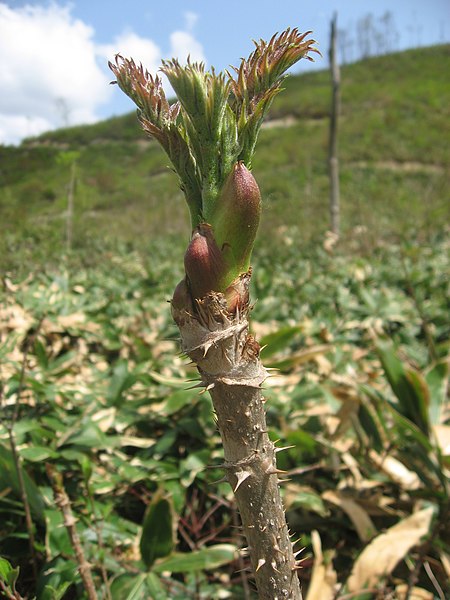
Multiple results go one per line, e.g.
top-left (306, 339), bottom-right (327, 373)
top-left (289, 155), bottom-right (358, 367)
top-left (1, 45), bottom-right (449, 274)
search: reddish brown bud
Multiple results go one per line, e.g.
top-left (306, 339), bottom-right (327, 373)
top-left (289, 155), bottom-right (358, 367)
top-left (171, 278), bottom-right (193, 312)
top-left (210, 162), bottom-right (261, 274)
top-left (184, 223), bottom-right (228, 300)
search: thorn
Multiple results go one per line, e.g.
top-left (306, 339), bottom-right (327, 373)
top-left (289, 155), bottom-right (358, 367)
top-left (277, 478), bottom-right (292, 484)
top-left (235, 566), bottom-right (251, 574)
top-left (255, 558), bottom-right (266, 572)
top-left (205, 462), bottom-right (226, 470)
top-left (274, 445), bottom-right (295, 453)
top-left (205, 383), bottom-right (215, 391)
top-left (233, 470), bottom-right (251, 493)
top-left (265, 467), bottom-right (288, 475)
top-left (184, 382), bottom-right (204, 390)
top-left (271, 559), bottom-right (280, 573)
top-left (293, 548), bottom-right (305, 558)
top-left (209, 476), bottom-right (228, 485)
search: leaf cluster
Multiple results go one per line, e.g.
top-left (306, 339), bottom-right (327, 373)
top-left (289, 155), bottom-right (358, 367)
top-left (0, 235), bottom-right (449, 598)
top-left (109, 29), bottom-right (317, 226)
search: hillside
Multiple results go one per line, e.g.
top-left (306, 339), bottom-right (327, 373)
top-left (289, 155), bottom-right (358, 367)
top-left (1, 45), bottom-right (449, 273)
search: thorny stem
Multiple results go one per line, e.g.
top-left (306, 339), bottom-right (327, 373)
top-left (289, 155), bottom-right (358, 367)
top-left (172, 285), bottom-right (303, 600)
top-left (232, 506), bottom-right (252, 599)
top-left (45, 464), bottom-right (98, 600)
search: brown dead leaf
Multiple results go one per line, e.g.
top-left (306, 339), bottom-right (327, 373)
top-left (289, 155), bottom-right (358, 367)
top-left (440, 551), bottom-right (450, 579)
top-left (55, 312), bottom-right (100, 333)
top-left (306, 530), bottom-right (337, 600)
top-left (322, 490), bottom-right (376, 542)
top-left (347, 506), bottom-right (434, 593)
top-left (369, 450), bottom-right (421, 490)
top-left (395, 584), bottom-right (433, 599)
top-left (433, 425), bottom-right (450, 456)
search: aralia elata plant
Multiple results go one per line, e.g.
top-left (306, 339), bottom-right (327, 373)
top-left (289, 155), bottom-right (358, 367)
top-left (109, 28), bottom-right (318, 600)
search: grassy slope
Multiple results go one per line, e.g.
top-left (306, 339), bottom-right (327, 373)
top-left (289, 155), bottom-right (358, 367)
top-left (0, 45), bottom-right (449, 273)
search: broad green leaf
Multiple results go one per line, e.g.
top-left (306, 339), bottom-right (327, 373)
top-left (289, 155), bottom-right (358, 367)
top-left (45, 509), bottom-right (73, 558)
top-left (63, 420), bottom-right (108, 449)
top-left (0, 557), bottom-right (19, 589)
top-left (107, 359), bottom-right (137, 406)
top-left (140, 496), bottom-right (174, 569)
top-left (0, 443), bottom-right (45, 521)
top-left (377, 341), bottom-right (429, 435)
top-left (146, 573), bottom-right (168, 600)
top-left (179, 449), bottom-right (210, 487)
top-left (148, 370), bottom-right (190, 388)
top-left (287, 487), bottom-right (329, 517)
top-left (153, 544), bottom-right (237, 573)
top-left (259, 325), bottom-right (301, 358)
top-left (19, 446), bottom-right (58, 462)
top-left (42, 581), bottom-right (72, 600)
top-left (160, 389), bottom-right (198, 416)
top-left (36, 557), bottom-right (79, 600)
top-left (110, 574), bottom-right (146, 600)
top-left (125, 573), bottom-right (147, 600)
top-left (34, 338), bottom-right (49, 369)
top-left (357, 401), bottom-right (383, 452)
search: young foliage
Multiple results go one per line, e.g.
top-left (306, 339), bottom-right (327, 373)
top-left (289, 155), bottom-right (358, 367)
top-left (109, 28), bottom-right (317, 227)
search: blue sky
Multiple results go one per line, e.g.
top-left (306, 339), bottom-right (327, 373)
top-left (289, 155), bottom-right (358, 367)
top-left (1, 0), bottom-right (448, 144)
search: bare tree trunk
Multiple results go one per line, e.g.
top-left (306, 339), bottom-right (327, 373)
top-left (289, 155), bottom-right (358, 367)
top-left (172, 279), bottom-right (302, 599)
top-left (66, 160), bottom-right (76, 253)
top-left (329, 13), bottom-right (341, 238)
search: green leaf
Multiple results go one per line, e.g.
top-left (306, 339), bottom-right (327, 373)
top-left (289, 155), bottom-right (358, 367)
top-left (146, 573), bottom-right (168, 600)
top-left (64, 420), bottom-right (108, 449)
top-left (426, 360), bottom-right (449, 425)
top-left (107, 360), bottom-right (137, 407)
top-left (0, 557), bottom-right (19, 589)
top-left (377, 341), bottom-right (430, 435)
top-left (42, 581), bottom-right (72, 600)
top-left (34, 338), bottom-right (49, 369)
top-left (19, 446), bottom-right (58, 462)
top-left (36, 557), bottom-right (79, 600)
top-left (110, 574), bottom-right (146, 600)
top-left (153, 544), bottom-right (237, 574)
top-left (357, 400), bottom-right (383, 452)
top-left (140, 496), bottom-right (174, 569)
top-left (0, 443), bottom-right (45, 521)
top-left (288, 488), bottom-right (329, 517)
top-left (259, 325), bottom-right (301, 359)
top-left (45, 509), bottom-right (73, 558)
top-left (160, 389), bottom-right (197, 416)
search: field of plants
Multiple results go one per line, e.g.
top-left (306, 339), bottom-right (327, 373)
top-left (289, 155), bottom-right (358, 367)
top-left (0, 45), bottom-right (449, 599)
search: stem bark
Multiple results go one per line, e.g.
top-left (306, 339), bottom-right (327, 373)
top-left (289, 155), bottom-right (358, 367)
top-left (172, 280), bottom-right (302, 600)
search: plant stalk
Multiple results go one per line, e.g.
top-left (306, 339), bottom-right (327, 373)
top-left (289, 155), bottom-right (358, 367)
top-left (172, 280), bottom-right (302, 600)
top-left (46, 464), bottom-right (98, 600)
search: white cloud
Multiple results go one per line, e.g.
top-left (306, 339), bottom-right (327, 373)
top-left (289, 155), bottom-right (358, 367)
top-left (0, 2), bottom-right (110, 145)
top-left (170, 30), bottom-right (205, 64)
top-left (99, 30), bottom-right (161, 73)
top-left (184, 11), bottom-right (199, 32)
top-left (0, 3), bottom-right (206, 145)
